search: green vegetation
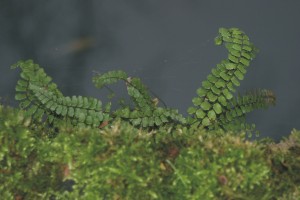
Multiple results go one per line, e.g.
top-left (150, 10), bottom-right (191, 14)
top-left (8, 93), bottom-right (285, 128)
top-left (1, 105), bottom-right (300, 199)
top-left (11, 28), bottom-right (275, 133)
top-left (1, 28), bottom-right (297, 199)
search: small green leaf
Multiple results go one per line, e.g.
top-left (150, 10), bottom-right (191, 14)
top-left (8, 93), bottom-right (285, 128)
top-left (233, 39), bottom-right (242, 44)
top-left (55, 105), bottom-right (63, 115)
top-left (234, 70), bottom-right (244, 80)
top-left (214, 36), bottom-right (223, 45)
top-left (211, 69), bottom-right (220, 77)
top-left (231, 28), bottom-right (242, 35)
top-left (219, 28), bottom-right (230, 36)
top-left (213, 103), bottom-right (222, 114)
top-left (201, 117), bottom-right (210, 126)
top-left (20, 100), bottom-right (31, 109)
top-left (211, 86), bottom-right (221, 95)
top-left (46, 101), bottom-right (54, 109)
top-left (219, 72), bottom-right (230, 81)
top-left (131, 118), bottom-right (142, 126)
top-left (77, 96), bottom-right (83, 107)
top-left (192, 97), bottom-right (202, 106)
top-left (26, 105), bottom-right (38, 116)
top-left (215, 80), bottom-right (226, 88)
top-left (68, 107), bottom-right (75, 117)
top-left (207, 92), bottom-right (217, 102)
top-left (142, 117), bottom-right (149, 127)
top-left (231, 76), bottom-right (240, 86)
top-left (196, 88), bottom-right (207, 97)
top-left (65, 96), bottom-right (71, 105)
top-left (207, 110), bottom-right (216, 120)
top-left (223, 89), bottom-right (233, 100)
top-left (218, 96), bottom-right (227, 106)
top-left (160, 115), bottom-right (168, 123)
top-left (207, 74), bottom-right (218, 83)
top-left (50, 103), bottom-right (57, 111)
top-left (226, 82), bottom-right (235, 92)
top-left (61, 107), bottom-right (68, 116)
top-left (228, 55), bottom-right (239, 63)
top-left (222, 36), bottom-right (232, 42)
top-left (225, 63), bottom-right (236, 70)
top-left (226, 112), bottom-right (233, 121)
top-left (47, 115), bottom-right (55, 124)
top-left (240, 58), bottom-right (250, 66)
top-left (202, 80), bottom-right (212, 89)
top-left (200, 101), bottom-right (211, 111)
top-left (242, 45), bottom-right (252, 52)
top-left (237, 64), bottom-right (247, 74)
top-left (154, 117), bottom-right (162, 126)
top-left (243, 35), bottom-right (249, 40)
top-left (241, 52), bottom-right (251, 60)
top-left (230, 49), bottom-right (241, 57)
top-left (187, 107), bottom-right (196, 114)
top-left (71, 96), bottom-right (78, 106)
top-left (83, 97), bottom-right (89, 108)
top-left (232, 44), bottom-right (241, 51)
top-left (85, 116), bottom-right (93, 125)
top-left (34, 108), bottom-right (44, 120)
top-left (15, 93), bottom-right (27, 100)
top-left (196, 109), bottom-right (206, 119)
top-left (15, 84), bottom-right (27, 92)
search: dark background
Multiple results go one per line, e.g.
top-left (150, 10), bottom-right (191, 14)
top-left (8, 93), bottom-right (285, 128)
top-left (1, 1), bottom-right (299, 141)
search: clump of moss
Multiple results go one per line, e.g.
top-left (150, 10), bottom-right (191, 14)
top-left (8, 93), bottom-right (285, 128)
top-left (0, 105), bottom-right (299, 199)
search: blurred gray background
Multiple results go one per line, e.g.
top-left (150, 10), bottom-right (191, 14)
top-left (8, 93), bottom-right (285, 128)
top-left (1, 0), bottom-right (299, 141)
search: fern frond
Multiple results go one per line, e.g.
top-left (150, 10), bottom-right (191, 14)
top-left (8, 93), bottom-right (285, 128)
top-left (93, 69), bottom-right (185, 128)
top-left (12, 60), bottom-right (109, 127)
top-left (126, 77), bottom-right (155, 109)
top-left (12, 60), bottom-right (63, 98)
top-left (218, 89), bottom-right (275, 132)
top-left (188, 28), bottom-right (274, 129)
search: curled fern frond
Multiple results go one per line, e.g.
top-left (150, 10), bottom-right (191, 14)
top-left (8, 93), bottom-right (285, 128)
top-left (188, 28), bottom-right (275, 129)
top-left (12, 60), bottom-right (109, 127)
top-left (12, 60), bottom-right (63, 106)
top-left (93, 70), bottom-right (186, 127)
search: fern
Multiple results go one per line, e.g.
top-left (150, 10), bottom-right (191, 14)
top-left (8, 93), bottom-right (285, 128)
top-left (93, 70), bottom-right (186, 128)
top-left (12, 27), bottom-right (275, 133)
top-left (12, 60), bottom-right (109, 127)
top-left (187, 28), bottom-right (275, 132)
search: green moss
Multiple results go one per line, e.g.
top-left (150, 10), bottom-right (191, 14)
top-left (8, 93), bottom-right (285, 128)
top-left (0, 105), bottom-right (299, 199)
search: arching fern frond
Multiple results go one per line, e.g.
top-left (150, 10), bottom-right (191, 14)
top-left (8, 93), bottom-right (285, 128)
top-left (12, 60), bottom-right (109, 127)
top-left (188, 28), bottom-right (275, 130)
top-left (93, 70), bottom-right (186, 128)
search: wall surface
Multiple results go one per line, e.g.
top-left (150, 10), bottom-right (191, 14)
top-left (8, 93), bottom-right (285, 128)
top-left (1, 0), bottom-right (299, 140)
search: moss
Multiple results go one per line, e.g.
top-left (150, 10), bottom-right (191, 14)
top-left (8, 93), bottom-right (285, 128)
top-left (0, 105), bottom-right (299, 199)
